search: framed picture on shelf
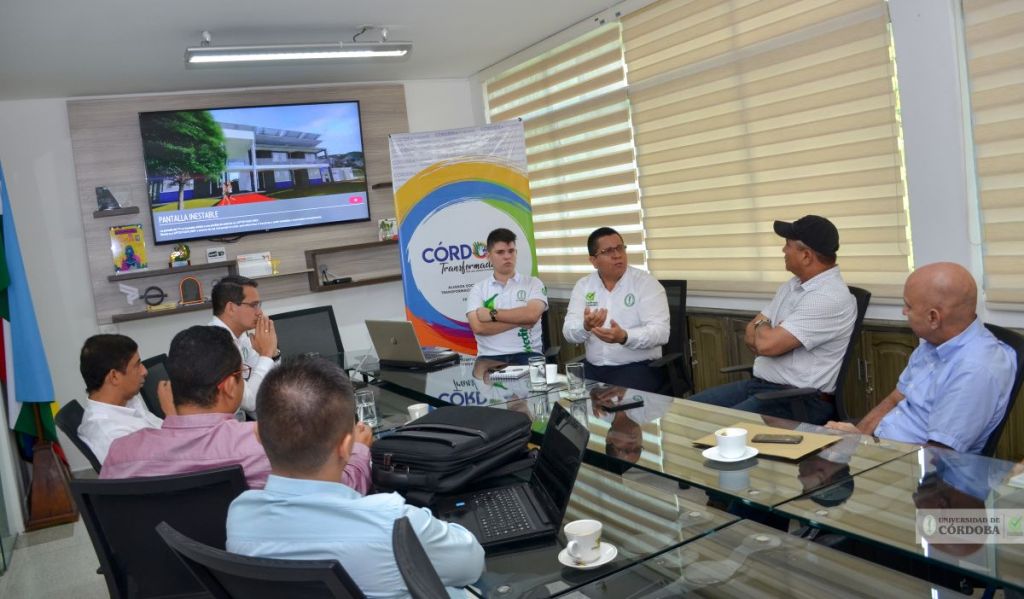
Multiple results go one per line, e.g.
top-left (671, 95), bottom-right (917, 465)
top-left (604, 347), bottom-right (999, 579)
top-left (110, 223), bottom-right (149, 273)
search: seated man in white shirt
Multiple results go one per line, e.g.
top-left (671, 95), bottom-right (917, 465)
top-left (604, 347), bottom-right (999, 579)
top-left (690, 215), bottom-right (856, 425)
top-left (466, 228), bottom-right (548, 365)
top-left (227, 358), bottom-right (485, 598)
top-left (209, 275), bottom-right (279, 417)
top-left (77, 334), bottom-right (162, 464)
top-left (562, 227), bottom-right (670, 393)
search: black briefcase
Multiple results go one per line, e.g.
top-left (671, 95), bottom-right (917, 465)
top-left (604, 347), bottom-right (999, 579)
top-left (371, 405), bottom-right (533, 505)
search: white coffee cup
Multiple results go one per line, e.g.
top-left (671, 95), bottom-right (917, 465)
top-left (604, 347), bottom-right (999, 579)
top-left (715, 427), bottom-right (748, 459)
top-left (545, 363), bottom-right (558, 384)
top-left (564, 519), bottom-right (603, 564)
top-left (407, 403), bottom-right (429, 420)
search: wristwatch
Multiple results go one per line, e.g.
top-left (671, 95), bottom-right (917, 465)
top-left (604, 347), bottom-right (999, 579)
top-left (489, 308), bottom-right (499, 322)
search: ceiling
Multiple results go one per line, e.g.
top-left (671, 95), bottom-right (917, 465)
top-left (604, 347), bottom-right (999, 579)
top-left (0, 0), bottom-right (620, 101)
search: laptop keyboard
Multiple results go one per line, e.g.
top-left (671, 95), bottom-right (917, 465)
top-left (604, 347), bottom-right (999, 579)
top-left (475, 488), bottom-right (533, 540)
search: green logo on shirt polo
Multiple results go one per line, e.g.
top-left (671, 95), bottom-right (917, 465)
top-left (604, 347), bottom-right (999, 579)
top-left (517, 289), bottom-right (527, 301)
top-left (625, 293), bottom-right (636, 307)
top-left (585, 291), bottom-right (598, 307)
top-left (483, 294), bottom-right (498, 310)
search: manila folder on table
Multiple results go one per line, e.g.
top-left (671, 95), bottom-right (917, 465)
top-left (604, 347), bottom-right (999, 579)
top-left (694, 422), bottom-right (842, 460)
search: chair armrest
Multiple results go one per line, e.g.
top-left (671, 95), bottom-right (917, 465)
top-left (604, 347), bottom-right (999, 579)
top-left (566, 354), bottom-right (585, 365)
top-left (544, 345), bottom-right (561, 361)
top-left (720, 364), bottom-right (753, 374)
top-left (752, 387), bottom-right (818, 402)
top-left (649, 352), bottom-right (682, 368)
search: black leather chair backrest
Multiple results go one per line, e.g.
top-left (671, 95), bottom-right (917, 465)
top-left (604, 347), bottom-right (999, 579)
top-left (54, 399), bottom-right (103, 473)
top-left (139, 353), bottom-right (169, 419)
top-left (157, 521), bottom-right (366, 599)
top-left (659, 279), bottom-right (693, 396)
top-left (981, 323), bottom-right (1024, 457)
top-left (834, 286), bottom-right (872, 422)
top-left (71, 465), bottom-right (247, 599)
top-left (269, 306), bottom-right (345, 360)
top-left (392, 515), bottom-right (449, 599)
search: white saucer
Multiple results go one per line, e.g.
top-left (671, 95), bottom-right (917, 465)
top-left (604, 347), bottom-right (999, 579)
top-left (702, 445), bottom-right (759, 463)
top-left (557, 542), bottom-right (617, 570)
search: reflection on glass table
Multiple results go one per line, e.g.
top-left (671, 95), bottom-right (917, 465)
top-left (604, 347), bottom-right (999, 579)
top-left (545, 388), bottom-right (919, 509)
top-left (775, 446), bottom-right (1024, 593)
top-left (469, 463), bottom-right (737, 599)
top-left (564, 519), bottom-right (956, 598)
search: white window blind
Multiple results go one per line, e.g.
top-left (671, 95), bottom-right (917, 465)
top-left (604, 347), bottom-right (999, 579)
top-left (622, 0), bottom-right (912, 298)
top-left (485, 24), bottom-right (645, 286)
top-left (963, 0), bottom-right (1024, 305)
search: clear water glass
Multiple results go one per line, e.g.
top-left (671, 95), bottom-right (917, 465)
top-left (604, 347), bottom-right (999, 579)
top-left (566, 362), bottom-right (587, 398)
top-left (528, 355), bottom-right (547, 390)
top-left (354, 388), bottom-right (378, 428)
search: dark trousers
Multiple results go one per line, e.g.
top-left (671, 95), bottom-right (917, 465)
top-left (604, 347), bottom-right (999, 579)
top-left (584, 360), bottom-right (667, 394)
top-left (477, 352), bottom-right (542, 366)
top-left (689, 377), bottom-right (836, 424)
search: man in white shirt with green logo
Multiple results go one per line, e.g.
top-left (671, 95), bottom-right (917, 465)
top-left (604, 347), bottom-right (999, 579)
top-left (466, 228), bottom-right (548, 365)
top-left (563, 227), bottom-right (670, 392)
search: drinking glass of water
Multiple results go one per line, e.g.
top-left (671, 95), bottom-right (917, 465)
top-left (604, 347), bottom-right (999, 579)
top-left (354, 388), bottom-right (378, 428)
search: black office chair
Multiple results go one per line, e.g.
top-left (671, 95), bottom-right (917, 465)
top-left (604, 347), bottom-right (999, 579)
top-left (270, 306), bottom-right (345, 360)
top-left (55, 399), bottom-right (103, 473)
top-left (721, 285), bottom-right (871, 424)
top-left (649, 280), bottom-right (693, 397)
top-left (392, 516), bottom-right (449, 599)
top-left (71, 465), bottom-right (247, 599)
top-left (540, 310), bottom-right (561, 364)
top-left (157, 522), bottom-right (366, 599)
top-left (140, 353), bottom-right (169, 419)
top-left (980, 323), bottom-right (1024, 457)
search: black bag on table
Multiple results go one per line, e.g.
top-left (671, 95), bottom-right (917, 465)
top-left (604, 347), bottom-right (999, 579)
top-left (371, 405), bottom-right (533, 506)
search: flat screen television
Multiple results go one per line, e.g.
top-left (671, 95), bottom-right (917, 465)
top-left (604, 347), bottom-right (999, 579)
top-left (139, 100), bottom-right (370, 244)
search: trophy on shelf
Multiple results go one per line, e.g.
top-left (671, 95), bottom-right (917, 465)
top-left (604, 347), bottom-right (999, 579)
top-left (169, 243), bottom-right (191, 268)
top-left (179, 276), bottom-right (204, 305)
top-left (95, 186), bottom-right (121, 211)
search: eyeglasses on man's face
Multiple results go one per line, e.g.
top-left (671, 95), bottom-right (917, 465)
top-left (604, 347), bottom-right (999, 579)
top-left (222, 364), bottom-right (253, 384)
top-left (593, 244), bottom-right (627, 257)
top-left (236, 300), bottom-right (262, 310)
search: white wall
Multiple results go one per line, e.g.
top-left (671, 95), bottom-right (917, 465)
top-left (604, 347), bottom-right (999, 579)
top-left (0, 78), bottom-right (476, 484)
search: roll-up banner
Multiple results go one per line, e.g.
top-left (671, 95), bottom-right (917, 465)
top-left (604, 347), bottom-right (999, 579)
top-left (390, 121), bottom-right (534, 355)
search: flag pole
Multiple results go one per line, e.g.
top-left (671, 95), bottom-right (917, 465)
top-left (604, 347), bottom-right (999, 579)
top-left (24, 403), bottom-right (77, 530)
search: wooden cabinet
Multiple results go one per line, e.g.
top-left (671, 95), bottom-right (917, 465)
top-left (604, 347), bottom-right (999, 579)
top-left (689, 314), bottom-right (754, 390)
top-left (544, 300), bottom-right (586, 366)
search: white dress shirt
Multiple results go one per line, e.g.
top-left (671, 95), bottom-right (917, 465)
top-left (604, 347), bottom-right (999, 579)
top-left (752, 266), bottom-right (856, 393)
top-left (209, 316), bottom-right (276, 414)
top-left (563, 266), bottom-right (670, 366)
top-left (465, 272), bottom-right (547, 356)
top-left (78, 395), bottom-right (162, 464)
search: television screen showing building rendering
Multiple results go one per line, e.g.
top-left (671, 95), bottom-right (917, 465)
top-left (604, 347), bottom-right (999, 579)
top-left (139, 101), bottom-right (370, 244)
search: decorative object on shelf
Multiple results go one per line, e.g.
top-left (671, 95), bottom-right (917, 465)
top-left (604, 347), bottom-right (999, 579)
top-left (378, 217), bottom-right (397, 241)
top-left (206, 246), bottom-right (227, 263)
top-left (118, 283), bottom-right (140, 305)
top-left (168, 243), bottom-right (191, 268)
top-left (270, 259), bottom-right (281, 275)
top-left (237, 251), bottom-right (273, 277)
top-left (146, 302), bottom-right (179, 313)
top-left (95, 186), bottom-right (122, 211)
top-left (109, 223), bottom-right (149, 273)
top-left (143, 286), bottom-right (167, 306)
top-left (179, 276), bottom-right (204, 305)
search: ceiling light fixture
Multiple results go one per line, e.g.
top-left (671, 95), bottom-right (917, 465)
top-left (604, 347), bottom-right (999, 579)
top-left (184, 28), bottom-right (411, 67)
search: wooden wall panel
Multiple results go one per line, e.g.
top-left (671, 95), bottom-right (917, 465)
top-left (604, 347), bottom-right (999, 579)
top-left (67, 84), bottom-right (409, 324)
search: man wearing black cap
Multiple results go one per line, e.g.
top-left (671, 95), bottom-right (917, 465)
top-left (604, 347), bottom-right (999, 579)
top-left (690, 215), bottom-right (856, 424)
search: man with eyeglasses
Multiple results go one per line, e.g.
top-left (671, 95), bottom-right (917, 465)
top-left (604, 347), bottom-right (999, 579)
top-left (563, 227), bottom-right (670, 392)
top-left (210, 275), bottom-right (279, 417)
top-left (101, 326), bottom-right (373, 491)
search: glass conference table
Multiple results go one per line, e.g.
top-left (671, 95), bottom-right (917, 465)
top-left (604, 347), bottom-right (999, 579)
top-left (775, 446), bottom-right (1024, 593)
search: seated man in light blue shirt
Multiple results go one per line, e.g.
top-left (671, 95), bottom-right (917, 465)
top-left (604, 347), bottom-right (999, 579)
top-left (827, 262), bottom-right (1016, 453)
top-left (227, 358), bottom-right (485, 598)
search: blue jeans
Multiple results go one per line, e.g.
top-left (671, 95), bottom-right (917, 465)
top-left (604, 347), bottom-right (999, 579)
top-left (477, 352), bottom-right (542, 366)
top-left (690, 378), bottom-right (835, 425)
top-left (584, 360), bottom-right (667, 394)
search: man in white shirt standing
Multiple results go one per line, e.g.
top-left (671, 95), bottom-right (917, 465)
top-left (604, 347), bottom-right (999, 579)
top-left (209, 275), bottom-right (279, 416)
top-left (466, 228), bottom-right (548, 365)
top-left (77, 334), bottom-right (162, 464)
top-left (563, 227), bottom-right (670, 393)
top-left (691, 215), bottom-right (856, 424)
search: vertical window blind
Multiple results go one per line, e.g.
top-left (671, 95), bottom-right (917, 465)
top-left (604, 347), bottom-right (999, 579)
top-left (484, 24), bottom-right (645, 286)
top-left (622, 0), bottom-right (912, 298)
top-left (963, 0), bottom-right (1024, 305)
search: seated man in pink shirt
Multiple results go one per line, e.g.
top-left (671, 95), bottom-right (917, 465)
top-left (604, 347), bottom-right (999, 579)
top-left (102, 325), bottom-right (372, 492)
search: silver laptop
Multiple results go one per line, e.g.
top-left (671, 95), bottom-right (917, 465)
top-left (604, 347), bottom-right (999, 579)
top-left (365, 320), bottom-right (459, 369)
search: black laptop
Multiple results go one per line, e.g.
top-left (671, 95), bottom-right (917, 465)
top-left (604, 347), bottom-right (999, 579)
top-left (432, 403), bottom-right (589, 549)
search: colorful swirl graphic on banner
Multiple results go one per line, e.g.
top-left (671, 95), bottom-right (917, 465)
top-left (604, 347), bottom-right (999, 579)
top-left (395, 159), bottom-right (533, 354)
